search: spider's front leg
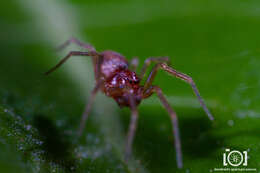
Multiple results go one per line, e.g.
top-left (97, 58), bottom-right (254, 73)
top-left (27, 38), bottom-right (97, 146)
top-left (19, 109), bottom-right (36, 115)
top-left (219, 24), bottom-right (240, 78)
top-left (45, 51), bottom-right (92, 75)
top-left (56, 37), bottom-right (96, 51)
top-left (143, 63), bottom-right (214, 121)
top-left (45, 48), bottom-right (103, 136)
top-left (124, 94), bottom-right (139, 162)
top-left (78, 80), bottom-right (103, 136)
top-left (143, 86), bottom-right (183, 169)
top-left (77, 55), bottom-right (104, 136)
top-left (139, 57), bottom-right (170, 80)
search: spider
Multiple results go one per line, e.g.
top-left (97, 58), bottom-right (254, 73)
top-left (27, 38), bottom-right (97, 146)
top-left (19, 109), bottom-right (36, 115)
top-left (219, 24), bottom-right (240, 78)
top-left (45, 38), bottom-right (214, 169)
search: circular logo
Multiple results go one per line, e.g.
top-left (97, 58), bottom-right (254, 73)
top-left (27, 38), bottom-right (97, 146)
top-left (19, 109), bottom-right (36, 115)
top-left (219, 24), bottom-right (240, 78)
top-left (227, 150), bottom-right (243, 166)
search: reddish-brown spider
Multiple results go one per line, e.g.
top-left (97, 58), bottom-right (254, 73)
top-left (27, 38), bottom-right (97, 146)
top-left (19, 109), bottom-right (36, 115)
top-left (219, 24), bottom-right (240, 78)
top-left (45, 38), bottom-right (214, 169)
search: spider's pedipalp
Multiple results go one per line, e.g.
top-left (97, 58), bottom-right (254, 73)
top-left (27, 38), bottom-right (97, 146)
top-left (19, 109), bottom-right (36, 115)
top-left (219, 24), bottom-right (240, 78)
top-left (129, 57), bottom-right (139, 71)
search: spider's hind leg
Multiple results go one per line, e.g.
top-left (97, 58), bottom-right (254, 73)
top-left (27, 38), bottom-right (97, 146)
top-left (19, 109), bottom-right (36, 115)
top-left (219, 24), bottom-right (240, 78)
top-left (143, 63), bottom-right (214, 121)
top-left (143, 86), bottom-right (183, 169)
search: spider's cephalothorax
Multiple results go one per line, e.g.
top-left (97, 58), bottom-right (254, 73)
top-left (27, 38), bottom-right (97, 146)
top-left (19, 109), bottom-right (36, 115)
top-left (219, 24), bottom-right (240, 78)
top-left (45, 38), bottom-right (215, 169)
top-left (100, 51), bottom-right (143, 107)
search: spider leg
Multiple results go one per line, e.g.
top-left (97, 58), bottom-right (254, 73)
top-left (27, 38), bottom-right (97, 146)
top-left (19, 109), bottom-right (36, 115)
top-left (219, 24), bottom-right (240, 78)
top-left (129, 57), bottom-right (139, 71)
top-left (124, 94), bottom-right (139, 162)
top-left (78, 81), bottom-right (102, 136)
top-left (45, 51), bottom-right (95, 75)
top-left (143, 63), bottom-right (214, 121)
top-left (56, 37), bottom-right (96, 51)
top-left (140, 57), bottom-right (170, 80)
top-left (143, 86), bottom-right (183, 168)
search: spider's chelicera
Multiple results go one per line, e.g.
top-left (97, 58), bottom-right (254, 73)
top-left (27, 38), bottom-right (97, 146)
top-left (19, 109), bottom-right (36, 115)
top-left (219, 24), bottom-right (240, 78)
top-left (45, 38), bottom-right (214, 169)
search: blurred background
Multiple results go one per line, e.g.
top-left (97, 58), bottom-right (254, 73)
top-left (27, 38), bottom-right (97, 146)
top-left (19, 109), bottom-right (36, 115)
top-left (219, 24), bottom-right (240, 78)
top-left (1, 0), bottom-right (260, 172)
